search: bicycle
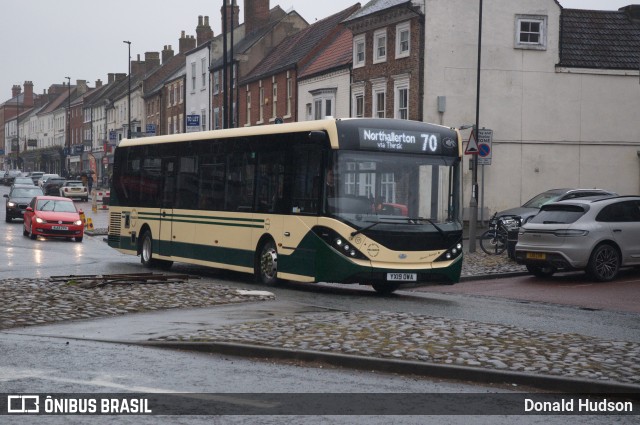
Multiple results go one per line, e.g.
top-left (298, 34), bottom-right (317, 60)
top-left (479, 213), bottom-right (520, 255)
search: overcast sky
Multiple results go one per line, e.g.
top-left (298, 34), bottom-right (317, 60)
top-left (0, 0), bottom-right (633, 100)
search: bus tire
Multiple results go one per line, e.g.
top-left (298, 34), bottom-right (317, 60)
top-left (371, 282), bottom-right (399, 295)
top-left (140, 230), bottom-right (173, 269)
top-left (140, 231), bottom-right (155, 268)
top-left (255, 239), bottom-right (278, 286)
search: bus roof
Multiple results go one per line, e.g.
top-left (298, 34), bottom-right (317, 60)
top-left (117, 118), bottom-right (460, 155)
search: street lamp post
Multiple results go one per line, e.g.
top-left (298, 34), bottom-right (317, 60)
top-left (15, 93), bottom-right (20, 170)
top-left (66, 76), bottom-right (71, 176)
top-left (123, 40), bottom-right (132, 138)
top-left (468, 0), bottom-right (484, 253)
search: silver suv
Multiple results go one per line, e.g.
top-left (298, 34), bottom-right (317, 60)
top-left (515, 195), bottom-right (640, 281)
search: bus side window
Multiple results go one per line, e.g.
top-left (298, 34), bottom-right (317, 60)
top-left (292, 144), bottom-right (322, 214)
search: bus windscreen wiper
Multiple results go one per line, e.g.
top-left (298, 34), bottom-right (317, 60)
top-left (350, 217), bottom-right (446, 238)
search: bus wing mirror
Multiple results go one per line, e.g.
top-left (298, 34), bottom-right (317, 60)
top-left (308, 131), bottom-right (327, 143)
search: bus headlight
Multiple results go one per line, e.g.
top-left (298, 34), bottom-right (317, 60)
top-left (313, 226), bottom-right (367, 260)
top-left (436, 241), bottom-right (463, 262)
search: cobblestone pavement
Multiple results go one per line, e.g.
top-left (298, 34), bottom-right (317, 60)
top-left (2, 232), bottom-right (638, 387)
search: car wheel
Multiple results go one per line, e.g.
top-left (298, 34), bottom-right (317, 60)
top-left (526, 264), bottom-right (556, 278)
top-left (371, 282), bottom-right (400, 295)
top-left (29, 224), bottom-right (37, 240)
top-left (5, 214), bottom-right (11, 223)
top-left (75, 236), bottom-right (83, 242)
top-left (587, 243), bottom-right (620, 282)
top-left (255, 239), bottom-right (278, 285)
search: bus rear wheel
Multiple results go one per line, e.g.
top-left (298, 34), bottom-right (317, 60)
top-left (140, 230), bottom-right (173, 270)
top-left (256, 240), bottom-right (278, 286)
top-left (371, 282), bottom-right (399, 295)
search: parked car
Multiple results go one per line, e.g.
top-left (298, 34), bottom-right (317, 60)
top-left (497, 188), bottom-right (618, 224)
top-left (59, 180), bottom-right (89, 201)
top-left (4, 184), bottom-right (44, 222)
top-left (26, 171), bottom-right (45, 185)
top-left (13, 176), bottom-right (36, 186)
top-left (515, 195), bottom-right (640, 282)
top-left (2, 170), bottom-right (22, 186)
top-left (38, 173), bottom-right (61, 188)
top-left (23, 195), bottom-right (84, 242)
top-left (43, 177), bottom-right (67, 195)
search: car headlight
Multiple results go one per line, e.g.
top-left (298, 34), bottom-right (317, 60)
top-left (35, 217), bottom-right (45, 223)
top-left (74, 219), bottom-right (83, 226)
top-left (7, 202), bottom-right (16, 207)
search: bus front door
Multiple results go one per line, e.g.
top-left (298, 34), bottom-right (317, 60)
top-left (158, 157), bottom-right (177, 257)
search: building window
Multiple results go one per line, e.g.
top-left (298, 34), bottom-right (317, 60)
top-left (201, 58), bottom-right (207, 88)
top-left (259, 82), bottom-right (264, 123)
top-left (374, 90), bottom-right (385, 118)
top-left (311, 89), bottom-right (336, 120)
top-left (394, 76), bottom-right (410, 120)
top-left (246, 91), bottom-right (251, 126)
top-left (515, 15), bottom-right (547, 50)
top-left (191, 62), bottom-right (196, 91)
top-left (272, 81), bottom-right (278, 119)
top-left (179, 81), bottom-right (183, 103)
top-left (353, 92), bottom-right (364, 118)
top-left (353, 34), bottom-right (365, 68)
top-left (306, 103), bottom-right (312, 121)
top-left (213, 107), bottom-right (220, 130)
top-left (286, 73), bottom-right (292, 117)
top-left (373, 29), bottom-right (387, 63)
top-left (201, 110), bottom-right (206, 131)
top-left (396, 22), bottom-right (410, 58)
top-left (213, 71), bottom-right (220, 94)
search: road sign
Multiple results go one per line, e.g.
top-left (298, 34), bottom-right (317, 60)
top-left (146, 124), bottom-right (156, 135)
top-left (477, 128), bottom-right (493, 165)
top-left (465, 130), bottom-right (479, 155)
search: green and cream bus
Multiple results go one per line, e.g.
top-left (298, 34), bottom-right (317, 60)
top-left (108, 118), bottom-right (463, 294)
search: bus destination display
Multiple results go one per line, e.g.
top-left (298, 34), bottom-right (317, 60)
top-left (359, 128), bottom-right (444, 154)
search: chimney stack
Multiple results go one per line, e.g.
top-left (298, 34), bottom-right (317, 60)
top-left (131, 53), bottom-right (146, 76)
top-left (162, 45), bottom-right (175, 63)
top-left (12, 84), bottom-right (21, 99)
top-left (196, 15), bottom-right (215, 45)
top-left (23, 81), bottom-right (34, 107)
top-left (145, 51), bottom-right (161, 72)
top-left (178, 31), bottom-right (197, 53)
top-left (221, 1), bottom-right (241, 33)
top-left (95, 79), bottom-right (103, 88)
top-left (244, 0), bottom-right (269, 35)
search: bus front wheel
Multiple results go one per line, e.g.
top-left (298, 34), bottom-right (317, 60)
top-left (256, 240), bottom-right (278, 286)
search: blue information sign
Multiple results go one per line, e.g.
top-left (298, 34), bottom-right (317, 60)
top-left (186, 115), bottom-right (200, 127)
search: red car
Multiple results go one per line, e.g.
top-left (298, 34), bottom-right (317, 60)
top-left (23, 196), bottom-right (84, 242)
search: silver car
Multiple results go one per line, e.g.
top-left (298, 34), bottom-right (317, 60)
top-left (515, 195), bottom-right (640, 281)
top-left (497, 188), bottom-right (617, 224)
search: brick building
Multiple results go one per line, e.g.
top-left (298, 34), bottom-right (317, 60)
top-left (238, 3), bottom-right (360, 127)
top-left (343, 0), bottom-right (424, 121)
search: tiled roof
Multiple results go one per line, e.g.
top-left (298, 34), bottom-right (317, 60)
top-left (241, 4), bottom-right (360, 84)
top-left (343, 0), bottom-right (410, 22)
top-left (298, 28), bottom-right (353, 79)
top-left (559, 7), bottom-right (640, 70)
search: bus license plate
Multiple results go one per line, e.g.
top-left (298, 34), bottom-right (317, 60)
top-left (526, 252), bottom-right (546, 260)
top-left (387, 273), bottom-right (417, 282)
top-left (52, 226), bottom-right (68, 230)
